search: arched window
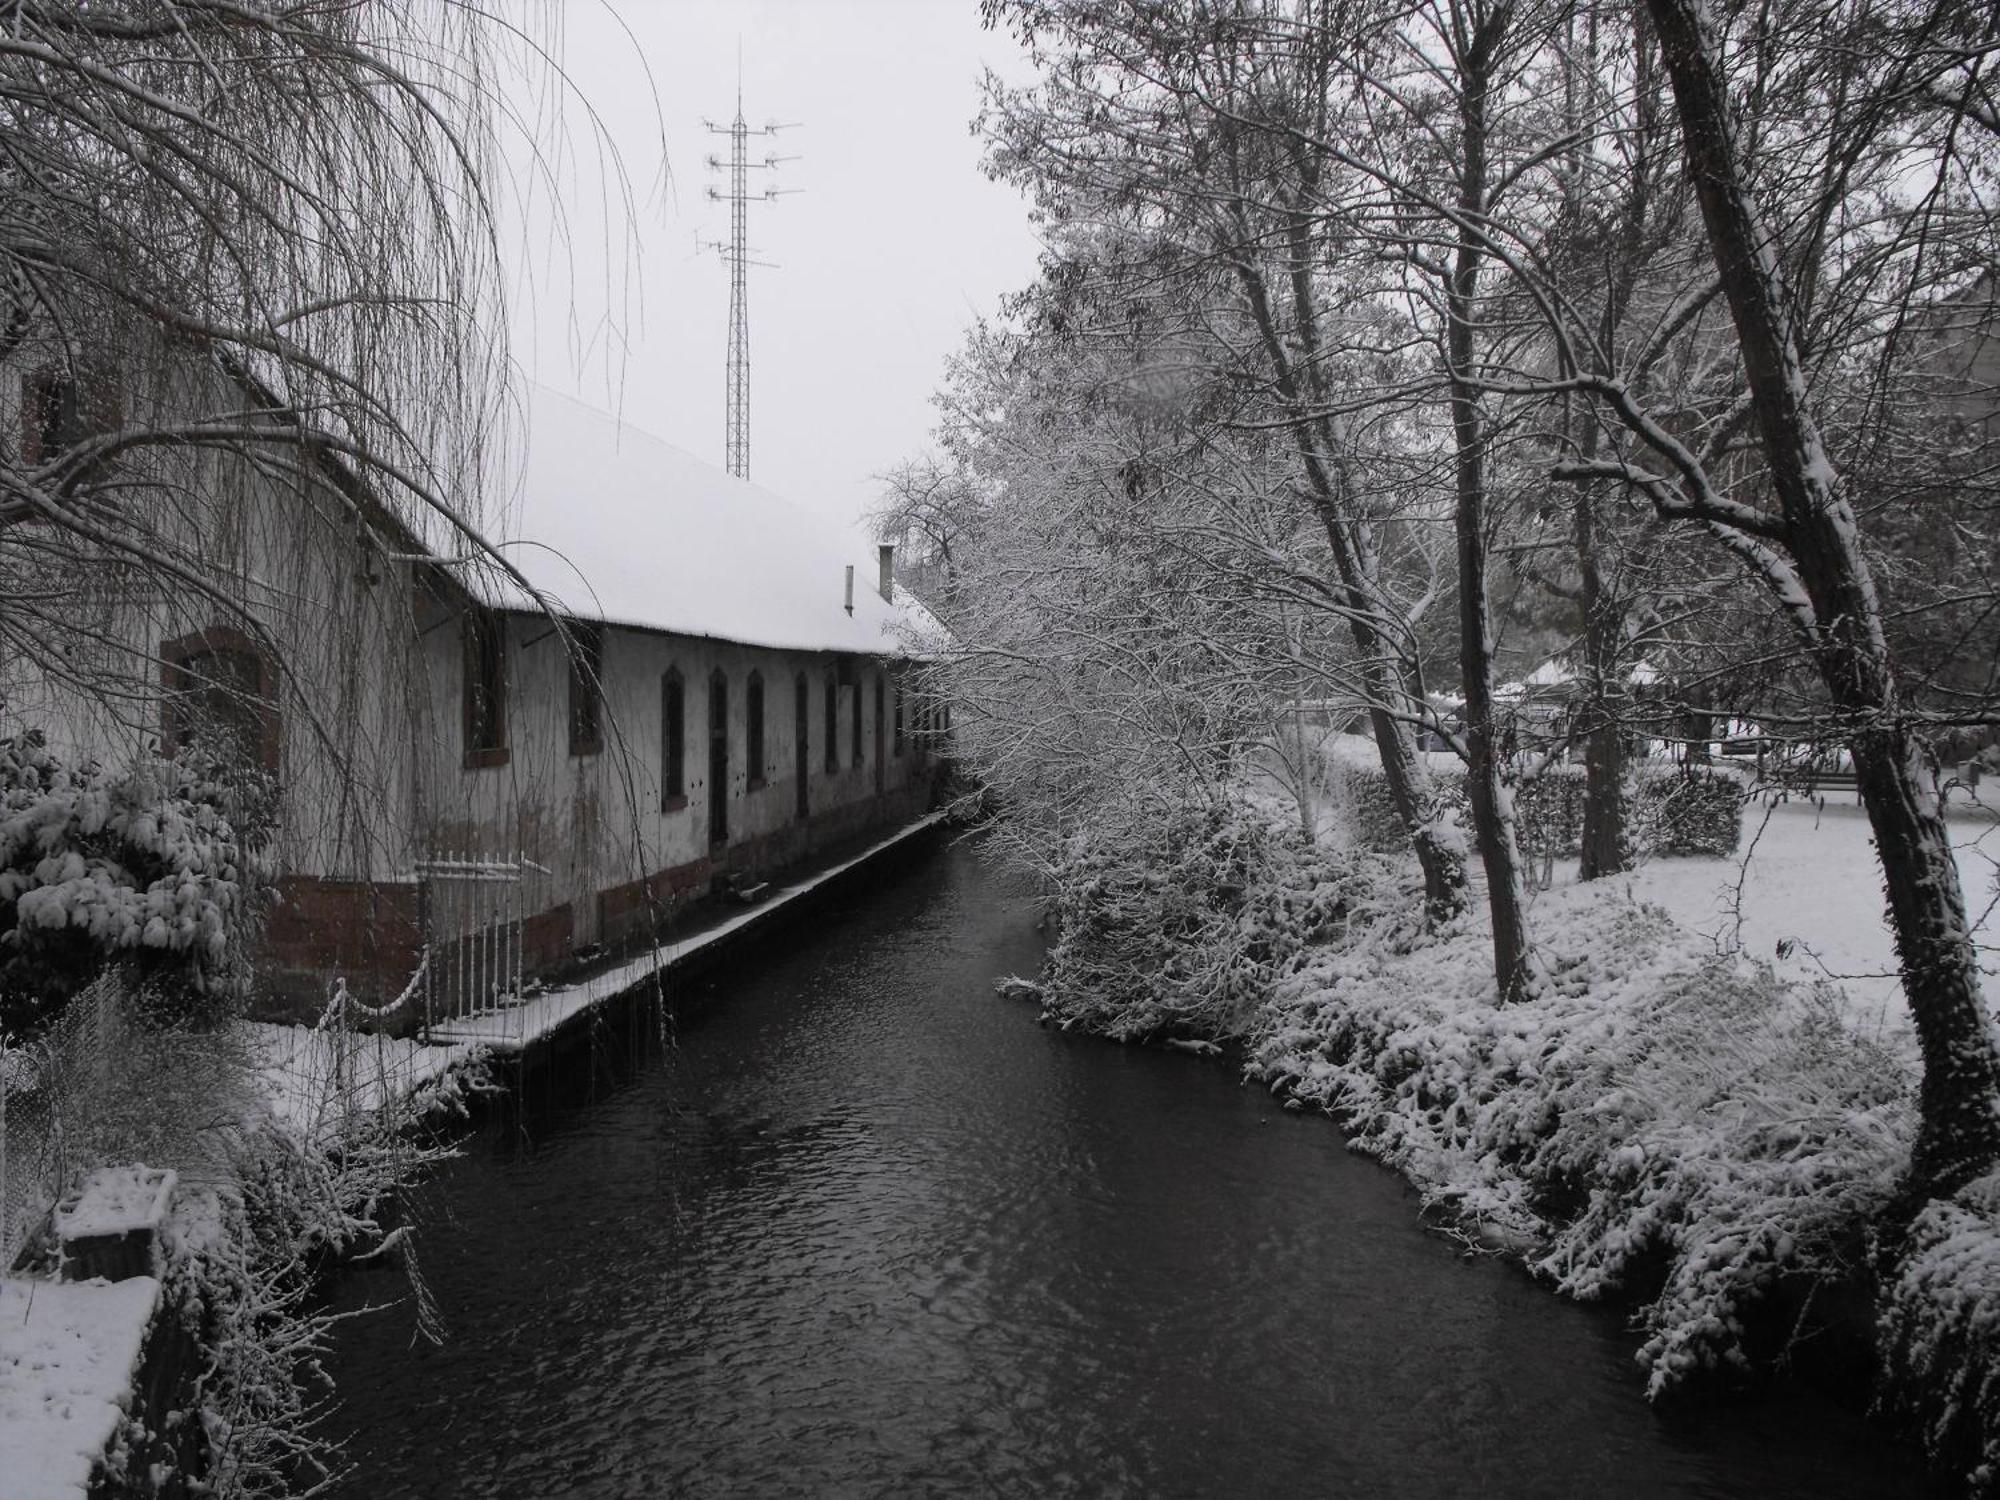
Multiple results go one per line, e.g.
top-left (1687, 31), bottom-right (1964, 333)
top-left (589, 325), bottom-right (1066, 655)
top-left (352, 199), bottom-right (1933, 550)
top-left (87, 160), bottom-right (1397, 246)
top-left (824, 669), bottom-right (838, 772)
top-left (567, 620), bottom-right (604, 757)
top-left (21, 361), bottom-right (120, 466)
top-left (746, 670), bottom-right (766, 788)
top-left (661, 668), bottom-right (686, 809)
top-left (873, 675), bottom-right (885, 765)
top-left (851, 676), bottom-right (863, 766)
top-left (892, 674), bottom-right (904, 756)
top-left (708, 669), bottom-right (729, 847)
top-left (162, 627), bottom-right (278, 771)
top-left (460, 609), bottom-right (507, 768)
top-left (794, 673), bottom-right (810, 819)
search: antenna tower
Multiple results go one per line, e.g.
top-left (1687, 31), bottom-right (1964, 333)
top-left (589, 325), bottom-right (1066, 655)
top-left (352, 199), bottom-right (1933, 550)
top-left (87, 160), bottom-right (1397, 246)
top-left (703, 82), bottom-right (797, 481)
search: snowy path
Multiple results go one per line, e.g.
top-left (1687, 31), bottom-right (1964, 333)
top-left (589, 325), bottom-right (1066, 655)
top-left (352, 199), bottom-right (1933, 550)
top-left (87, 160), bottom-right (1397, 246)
top-left (238, 813), bottom-right (952, 1143)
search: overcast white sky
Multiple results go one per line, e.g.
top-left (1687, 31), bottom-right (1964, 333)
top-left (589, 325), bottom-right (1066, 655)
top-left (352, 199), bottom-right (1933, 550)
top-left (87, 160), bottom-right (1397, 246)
top-left (499, 0), bottom-right (1042, 540)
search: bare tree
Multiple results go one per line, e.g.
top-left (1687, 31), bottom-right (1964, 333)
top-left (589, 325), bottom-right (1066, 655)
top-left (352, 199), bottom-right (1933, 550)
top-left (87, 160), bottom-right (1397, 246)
top-left (0, 2), bottom-right (661, 924)
top-left (984, 0), bottom-right (1476, 924)
top-left (1535, 0), bottom-right (2000, 1198)
top-left (869, 453), bottom-right (983, 599)
top-left (0, 3), bottom-right (611, 761)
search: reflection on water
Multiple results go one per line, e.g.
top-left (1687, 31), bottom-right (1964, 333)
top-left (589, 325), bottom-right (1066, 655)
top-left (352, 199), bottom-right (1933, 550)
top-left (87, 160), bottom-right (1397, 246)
top-left (324, 840), bottom-right (1930, 1498)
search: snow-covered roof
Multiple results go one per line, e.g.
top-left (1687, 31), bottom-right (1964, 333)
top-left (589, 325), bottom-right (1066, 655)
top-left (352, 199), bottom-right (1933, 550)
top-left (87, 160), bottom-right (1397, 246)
top-left (1513, 657), bottom-right (1664, 694)
top-left (471, 387), bottom-right (935, 657)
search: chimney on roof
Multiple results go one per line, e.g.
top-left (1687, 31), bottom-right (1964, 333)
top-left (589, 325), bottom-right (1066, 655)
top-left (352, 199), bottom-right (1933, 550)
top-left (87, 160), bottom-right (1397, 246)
top-left (878, 543), bottom-right (895, 604)
top-left (844, 564), bottom-right (854, 616)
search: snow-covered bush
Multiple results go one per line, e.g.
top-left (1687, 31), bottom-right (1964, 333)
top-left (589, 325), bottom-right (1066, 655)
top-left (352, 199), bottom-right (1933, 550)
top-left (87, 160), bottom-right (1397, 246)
top-left (0, 731), bottom-right (275, 1036)
top-left (1035, 797), bottom-right (1397, 1042)
top-left (1250, 880), bottom-right (1911, 1396)
top-left (1634, 762), bottom-right (1746, 856)
top-left (161, 1100), bottom-right (459, 1497)
top-left (1878, 1173), bottom-right (2000, 1493)
top-left (1334, 758), bottom-right (1744, 862)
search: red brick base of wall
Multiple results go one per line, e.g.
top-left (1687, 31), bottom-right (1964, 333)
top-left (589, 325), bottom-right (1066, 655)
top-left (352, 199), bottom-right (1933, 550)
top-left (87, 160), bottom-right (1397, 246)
top-left (259, 877), bottom-right (425, 1024)
top-left (596, 783), bottom-right (932, 952)
top-left (251, 778), bottom-right (937, 1025)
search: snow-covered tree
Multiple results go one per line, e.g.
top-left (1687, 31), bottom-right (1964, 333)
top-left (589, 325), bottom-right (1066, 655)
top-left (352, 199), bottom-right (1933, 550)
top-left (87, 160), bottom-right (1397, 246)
top-left (1623, 0), bottom-right (2000, 1199)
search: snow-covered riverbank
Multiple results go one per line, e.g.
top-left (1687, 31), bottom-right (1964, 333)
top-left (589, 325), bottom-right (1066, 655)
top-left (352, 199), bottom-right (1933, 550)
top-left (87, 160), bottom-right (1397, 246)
top-left (1259, 799), bottom-right (2000, 1488)
top-left (1014, 790), bottom-right (2000, 1490)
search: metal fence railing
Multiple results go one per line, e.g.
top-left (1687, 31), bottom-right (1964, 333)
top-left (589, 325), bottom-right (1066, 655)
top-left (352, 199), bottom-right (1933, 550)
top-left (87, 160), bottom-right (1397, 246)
top-left (416, 853), bottom-right (547, 1030)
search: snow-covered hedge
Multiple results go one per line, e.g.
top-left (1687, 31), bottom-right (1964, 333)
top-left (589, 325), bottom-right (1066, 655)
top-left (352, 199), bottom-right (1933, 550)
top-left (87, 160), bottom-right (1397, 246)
top-left (1632, 763), bottom-right (1748, 857)
top-left (1249, 881), bottom-right (1913, 1398)
top-left (162, 1109), bottom-right (458, 1497)
top-left (1879, 1173), bottom-right (2000, 1492)
top-left (0, 731), bottom-right (275, 1035)
top-left (1336, 758), bottom-right (1744, 860)
top-left (1034, 798), bottom-right (1401, 1042)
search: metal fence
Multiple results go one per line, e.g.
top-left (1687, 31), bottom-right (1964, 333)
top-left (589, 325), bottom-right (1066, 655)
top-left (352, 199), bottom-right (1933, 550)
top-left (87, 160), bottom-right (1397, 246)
top-left (416, 853), bottom-right (546, 1028)
top-left (1, 972), bottom-right (126, 1271)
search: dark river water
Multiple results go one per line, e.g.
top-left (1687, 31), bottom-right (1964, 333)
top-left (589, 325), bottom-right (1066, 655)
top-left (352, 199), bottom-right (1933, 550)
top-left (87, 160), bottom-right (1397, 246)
top-left (324, 838), bottom-right (1931, 1498)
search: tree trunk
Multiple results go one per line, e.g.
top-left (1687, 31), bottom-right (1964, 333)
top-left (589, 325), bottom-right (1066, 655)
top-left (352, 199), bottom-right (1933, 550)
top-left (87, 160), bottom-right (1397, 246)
top-left (1365, 679), bottom-right (1469, 926)
top-left (1312, 488), bottom-right (1470, 927)
top-left (1448, 3), bottom-right (1541, 1001)
top-left (1576, 486), bottom-right (1633, 879)
top-left (1649, 0), bottom-right (2000, 1197)
top-left (1225, 211), bottom-right (1470, 926)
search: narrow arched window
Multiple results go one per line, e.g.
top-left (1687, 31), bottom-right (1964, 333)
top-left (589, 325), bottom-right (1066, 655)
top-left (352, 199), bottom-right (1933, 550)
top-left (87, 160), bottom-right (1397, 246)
top-left (824, 669), bottom-right (838, 772)
top-left (460, 609), bottom-right (507, 768)
top-left (661, 668), bottom-right (685, 808)
top-left (746, 670), bottom-right (766, 788)
top-left (893, 674), bottom-right (904, 756)
top-left (567, 620), bottom-right (604, 757)
top-left (708, 669), bottom-right (729, 847)
top-left (794, 673), bottom-right (810, 819)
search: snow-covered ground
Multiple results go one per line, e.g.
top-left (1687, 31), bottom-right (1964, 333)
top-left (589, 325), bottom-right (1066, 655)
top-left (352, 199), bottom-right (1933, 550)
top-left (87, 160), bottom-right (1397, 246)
top-left (1310, 730), bottom-right (1999, 1039)
top-left (0, 1276), bottom-right (159, 1500)
top-left (234, 1020), bottom-right (480, 1142)
top-left (1551, 796), bottom-right (1999, 1043)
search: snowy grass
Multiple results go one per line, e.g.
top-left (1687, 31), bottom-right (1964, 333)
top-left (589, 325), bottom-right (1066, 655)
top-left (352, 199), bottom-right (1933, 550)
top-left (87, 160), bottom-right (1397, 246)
top-left (1578, 796), bottom-right (1999, 1040)
top-left (233, 1020), bottom-right (484, 1146)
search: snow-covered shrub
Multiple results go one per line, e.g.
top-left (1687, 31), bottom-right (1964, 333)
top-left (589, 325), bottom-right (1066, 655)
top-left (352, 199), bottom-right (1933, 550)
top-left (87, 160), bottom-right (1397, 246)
top-left (1250, 880), bottom-right (1911, 1396)
top-left (1878, 1173), bottom-right (2000, 1492)
top-left (1036, 797), bottom-right (1392, 1042)
top-left (161, 1105), bottom-right (457, 1498)
top-left (1334, 758), bottom-right (1744, 862)
top-left (0, 731), bottom-right (275, 1036)
top-left (1331, 758), bottom-right (1466, 854)
top-left (1635, 762), bottom-right (1745, 856)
